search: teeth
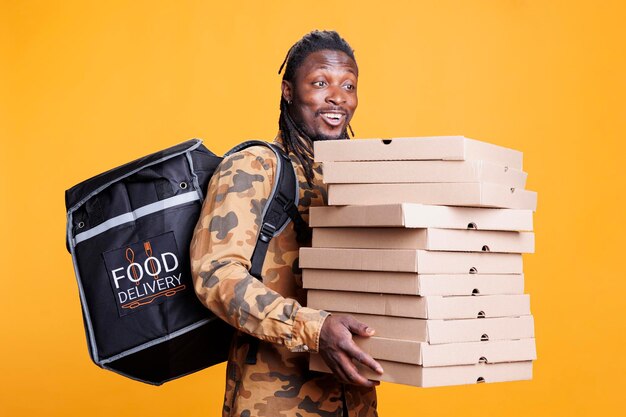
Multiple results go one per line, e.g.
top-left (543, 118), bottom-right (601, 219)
top-left (323, 113), bottom-right (343, 120)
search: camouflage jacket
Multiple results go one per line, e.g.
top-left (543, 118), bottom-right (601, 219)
top-left (189, 134), bottom-right (378, 417)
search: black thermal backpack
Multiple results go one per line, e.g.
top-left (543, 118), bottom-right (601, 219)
top-left (65, 139), bottom-right (305, 385)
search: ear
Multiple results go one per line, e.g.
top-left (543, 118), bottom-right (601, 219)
top-left (281, 80), bottom-right (293, 103)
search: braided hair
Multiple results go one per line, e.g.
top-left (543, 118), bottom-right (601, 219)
top-left (278, 30), bottom-right (358, 186)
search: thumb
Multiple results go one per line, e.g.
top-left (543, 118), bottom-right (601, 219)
top-left (345, 316), bottom-right (376, 337)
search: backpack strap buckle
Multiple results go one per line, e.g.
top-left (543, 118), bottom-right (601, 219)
top-left (259, 222), bottom-right (276, 243)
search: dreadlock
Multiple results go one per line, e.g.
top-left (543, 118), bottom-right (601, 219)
top-left (278, 30), bottom-right (358, 186)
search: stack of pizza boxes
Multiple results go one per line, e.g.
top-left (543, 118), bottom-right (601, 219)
top-left (302, 136), bottom-right (537, 388)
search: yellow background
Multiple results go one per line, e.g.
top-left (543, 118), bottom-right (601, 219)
top-left (1, 1), bottom-right (624, 416)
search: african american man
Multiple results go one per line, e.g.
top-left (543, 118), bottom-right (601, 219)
top-left (190, 30), bottom-right (382, 417)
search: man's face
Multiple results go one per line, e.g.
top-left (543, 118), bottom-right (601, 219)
top-left (282, 49), bottom-right (358, 141)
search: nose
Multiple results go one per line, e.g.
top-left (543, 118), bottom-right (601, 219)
top-left (325, 85), bottom-right (346, 106)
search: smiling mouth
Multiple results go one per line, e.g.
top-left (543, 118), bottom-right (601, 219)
top-left (319, 112), bottom-right (346, 127)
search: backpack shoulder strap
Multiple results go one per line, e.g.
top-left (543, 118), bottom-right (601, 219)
top-left (224, 140), bottom-right (309, 280)
top-left (225, 140), bottom-right (312, 365)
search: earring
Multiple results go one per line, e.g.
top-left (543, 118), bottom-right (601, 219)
top-left (287, 99), bottom-right (292, 105)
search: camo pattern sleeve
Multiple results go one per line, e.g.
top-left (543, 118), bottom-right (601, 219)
top-left (189, 146), bottom-right (329, 353)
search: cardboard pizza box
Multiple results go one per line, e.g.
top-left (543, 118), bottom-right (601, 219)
top-left (314, 136), bottom-right (523, 169)
top-left (309, 355), bottom-right (533, 387)
top-left (327, 182), bottom-right (537, 210)
top-left (330, 313), bottom-right (535, 344)
top-left (322, 160), bottom-right (527, 188)
top-left (309, 204), bottom-right (534, 231)
top-left (312, 228), bottom-right (535, 253)
top-left (302, 269), bottom-right (525, 296)
top-left (351, 336), bottom-right (537, 367)
top-left (307, 290), bottom-right (531, 319)
top-left (299, 248), bottom-right (523, 274)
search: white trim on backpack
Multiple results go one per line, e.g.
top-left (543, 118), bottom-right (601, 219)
top-left (72, 191), bottom-right (201, 246)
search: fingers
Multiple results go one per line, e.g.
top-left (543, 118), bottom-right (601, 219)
top-left (323, 350), bottom-right (380, 388)
top-left (319, 315), bottom-right (383, 387)
top-left (341, 339), bottom-right (384, 375)
top-left (344, 316), bottom-right (376, 337)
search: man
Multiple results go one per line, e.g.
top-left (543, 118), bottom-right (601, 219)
top-left (190, 30), bottom-right (382, 417)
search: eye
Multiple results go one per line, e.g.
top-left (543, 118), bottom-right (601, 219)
top-left (312, 81), bottom-right (327, 87)
top-left (343, 83), bottom-right (355, 91)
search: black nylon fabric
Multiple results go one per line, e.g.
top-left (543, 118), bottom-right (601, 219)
top-left (65, 139), bottom-right (303, 385)
top-left (66, 140), bottom-right (226, 385)
top-left (73, 204), bottom-right (211, 359)
top-left (65, 139), bottom-right (204, 209)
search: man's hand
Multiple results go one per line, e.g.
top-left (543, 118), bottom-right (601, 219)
top-left (318, 314), bottom-right (384, 387)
